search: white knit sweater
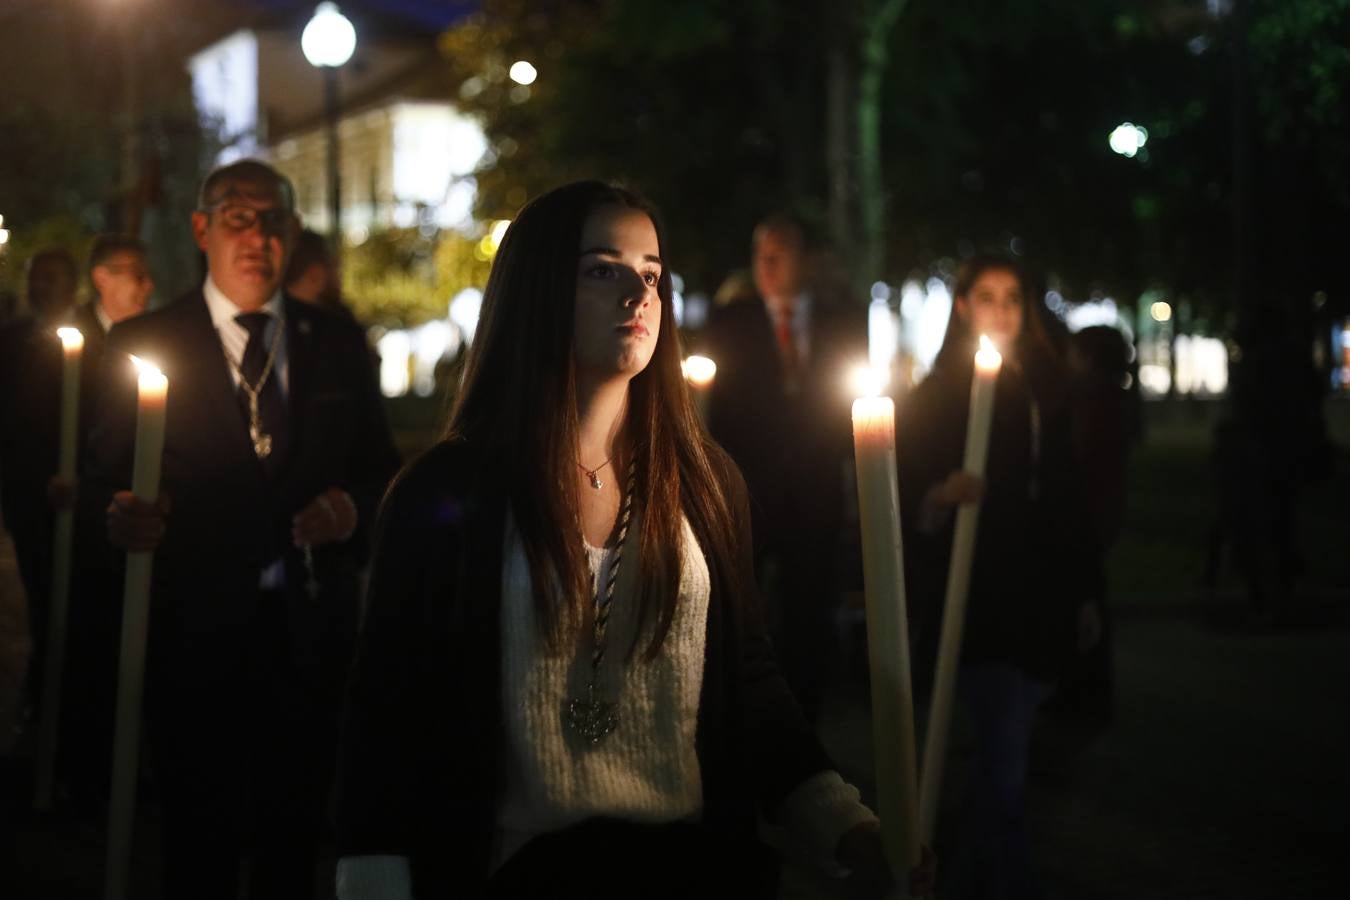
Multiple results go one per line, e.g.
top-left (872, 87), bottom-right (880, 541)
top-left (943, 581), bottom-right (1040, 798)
top-left (336, 515), bottom-right (877, 899)
top-left (495, 515), bottom-right (710, 864)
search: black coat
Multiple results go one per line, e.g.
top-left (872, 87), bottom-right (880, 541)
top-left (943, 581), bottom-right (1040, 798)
top-left (82, 290), bottom-right (401, 694)
top-left (897, 351), bottom-right (1104, 683)
top-left (335, 439), bottom-right (832, 895)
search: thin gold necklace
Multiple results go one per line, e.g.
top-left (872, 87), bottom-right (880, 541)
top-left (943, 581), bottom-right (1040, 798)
top-left (576, 456), bottom-right (612, 490)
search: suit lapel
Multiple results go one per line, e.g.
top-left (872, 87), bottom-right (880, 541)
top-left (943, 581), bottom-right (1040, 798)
top-left (282, 297), bottom-right (317, 472)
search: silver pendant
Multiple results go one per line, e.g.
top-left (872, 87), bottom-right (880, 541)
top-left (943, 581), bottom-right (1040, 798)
top-left (250, 425), bottom-right (273, 460)
top-left (247, 393), bottom-right (272, 459)
top-left (565, 682), bottom-right (617, 745)
top-left (587, 471), bottom-right (603, 490)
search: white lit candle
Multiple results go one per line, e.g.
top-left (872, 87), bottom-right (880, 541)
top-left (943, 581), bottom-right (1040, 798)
top-left (106, 355), bottom-right (167, 900)
top-left (128, 357), bottom-right (167, 502)
top-left (850, 386), bottom-right (921, 884)
top-left (965, 335), bottom-right (1002, 478)
top-left (918, 334), bottom-right (1003, 842)
top-left (33, 326), bottom-right (85, 810)
top-left (56, 327), bottom-right (84, 482)
top-left (682, 355), bottom-right (716, 424)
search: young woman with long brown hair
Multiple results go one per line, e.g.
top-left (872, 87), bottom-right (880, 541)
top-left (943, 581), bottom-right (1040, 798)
top-left (900, 255), bottom-right (1104, 900)
top-left (334, 182), bottom-right (931, 898)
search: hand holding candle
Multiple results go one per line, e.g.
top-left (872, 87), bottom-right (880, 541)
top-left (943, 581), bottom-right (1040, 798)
top-left (33, 326), bottom-right (85, 809)
top-left (918, 335), bottom-right (1002, 842)
top-left (850, 382), bottom-right (921, 886)
top-left (106, 355), bottom-right (167, 900)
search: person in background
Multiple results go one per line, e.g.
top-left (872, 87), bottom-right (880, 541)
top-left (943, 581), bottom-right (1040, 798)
top-left (898, 254), bottom-right (1103, 900)
top-left (334, 181), bottom-right (932, 899)
top-left (697, 215), bottom-right (866, 723)
top-left (285, 228), bottom-right (346, 314)
top-left (1205, 311), bottom-right (1332, 623)
top-left (0, 247), bottom-right (80, 726)
top-left (21, 248), bottom-right (79, 327)
top-left (81, 234), bottom-right (155, 336)
top-left (86, 160), bottom-right (400, 899)
top-left (1044, 324), bottom-right (1136, 734)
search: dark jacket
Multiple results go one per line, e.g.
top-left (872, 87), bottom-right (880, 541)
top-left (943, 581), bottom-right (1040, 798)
top-left (898, 350), bottom-right (1104, 683)
top-left (81, 290), bottom-right (400, 693)
top-left (335, 439), bottom-right (832, 895)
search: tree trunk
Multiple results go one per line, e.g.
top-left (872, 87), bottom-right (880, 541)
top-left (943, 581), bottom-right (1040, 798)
top-left (825, 0), bottom-right (907, 303)
top-left (855, 0), bottom-right (907, 298)
top-left (826, 28), bottom-right (855, 274)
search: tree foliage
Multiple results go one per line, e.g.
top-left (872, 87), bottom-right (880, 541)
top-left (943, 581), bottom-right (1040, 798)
top-left (343, 227), bottom-right (493, 327)
top-left (431, 0), bottom-right (1350, 328)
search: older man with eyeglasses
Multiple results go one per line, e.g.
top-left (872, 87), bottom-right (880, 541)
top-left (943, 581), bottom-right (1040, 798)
top-left (83, 159), bottom-right (400, 899)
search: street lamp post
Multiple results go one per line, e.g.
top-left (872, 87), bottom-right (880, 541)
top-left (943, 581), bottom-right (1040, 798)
top-left (323, 66), bottom-right (341, 256)
top-left (302, 2), bottom-right (356, 262)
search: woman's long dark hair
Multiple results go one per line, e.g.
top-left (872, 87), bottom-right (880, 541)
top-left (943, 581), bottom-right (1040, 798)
top-left (448, 180), bottom-right (739, 658)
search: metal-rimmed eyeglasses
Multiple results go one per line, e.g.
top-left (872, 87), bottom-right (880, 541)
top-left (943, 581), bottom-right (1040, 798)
top-left (202, 203), bottom-right (294, 235)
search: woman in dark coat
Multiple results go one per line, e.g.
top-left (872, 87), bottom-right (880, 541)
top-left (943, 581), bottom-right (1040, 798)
top-left (899, 255), bottom-right (1103, 900)
top-left (335, 182), bottom-right (931, 899)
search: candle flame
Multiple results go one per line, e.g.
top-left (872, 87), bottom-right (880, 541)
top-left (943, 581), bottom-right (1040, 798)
top-left (975, 334), bottom-right (1003, 373)
top-left (682, 355), bottom-right (717, 387)
top-left (56, 326), bottom-right (84, 350)
top-left (128, 354), bottom-right (164, 380)
top-left (850, 363), bottom-right (889, 398)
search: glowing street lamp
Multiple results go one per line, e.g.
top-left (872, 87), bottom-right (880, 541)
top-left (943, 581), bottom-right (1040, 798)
top-left (509, 60), bottom-right (538, 85)
top-left (302, 3), bottom-right (357, 257)
top-left (1109, 122), bottom-right (1149, 158)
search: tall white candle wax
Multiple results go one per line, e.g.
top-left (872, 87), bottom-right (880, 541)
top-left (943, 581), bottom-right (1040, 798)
top-left (918, 334), bottom-right (1003, 842)
top-left (106, 356), bottom-right (167, 900)
top-left (33, 326), bottom-right (86, 809)
top-left (56, 327), bottom-right (84, 481)
top-left (851, 392), bottom-right (921, 882)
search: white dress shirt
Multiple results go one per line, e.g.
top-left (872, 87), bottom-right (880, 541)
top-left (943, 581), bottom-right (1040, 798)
top-left (202, 275), bottom-right (290, 397)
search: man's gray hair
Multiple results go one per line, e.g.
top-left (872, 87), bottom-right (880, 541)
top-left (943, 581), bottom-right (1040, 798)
top-left (197, 159), bottom-right (296, 212)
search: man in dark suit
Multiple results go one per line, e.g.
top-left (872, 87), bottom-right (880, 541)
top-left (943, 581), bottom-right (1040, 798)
top-left (699, 216), bottom-right (867, 722)
top-left (87, 160), bottom-right (400, 899)
top-left (75, 233), bottom-right (156, 351)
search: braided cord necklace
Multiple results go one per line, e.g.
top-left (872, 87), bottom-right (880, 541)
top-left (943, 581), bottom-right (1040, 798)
top-left (563, 463), bottom-right (637, 745)
top-left (228, 319), bottom-right (284, 460)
